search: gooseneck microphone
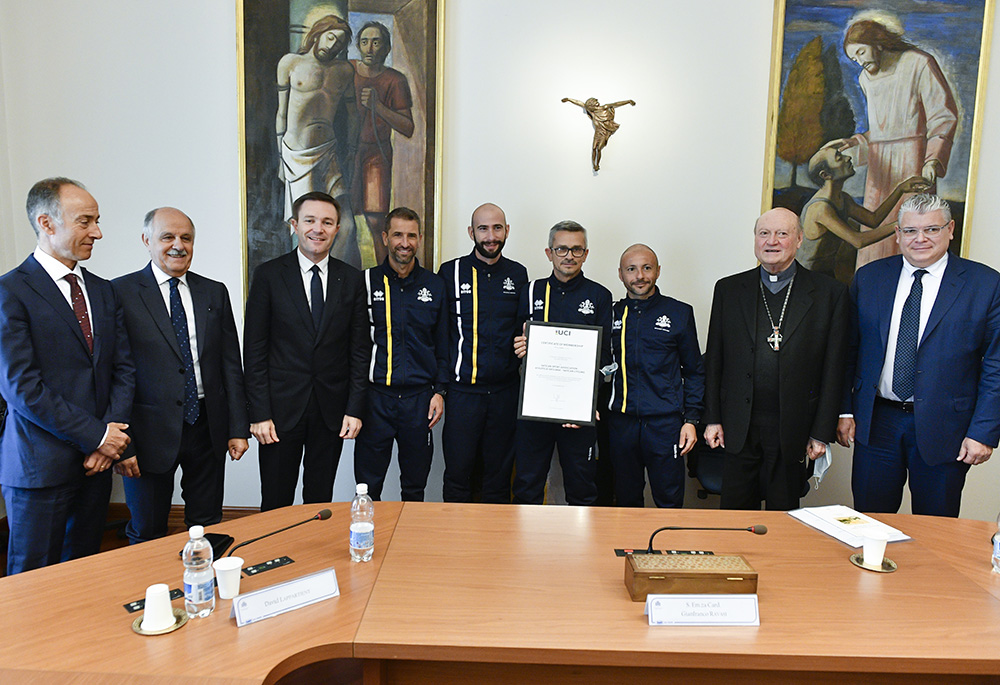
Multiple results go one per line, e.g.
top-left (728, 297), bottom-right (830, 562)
top-left (646, 525), bottom-right (767, 554)
top-left (227, 508), bottom-right (332, 557)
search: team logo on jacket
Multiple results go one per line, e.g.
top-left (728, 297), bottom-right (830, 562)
top-left (612, 319), bottom-right (622, 330)
top-left (578, 299), bottom-right (595, 315)
top-left (503, 277), bottom-right (516, 292)
top-left (655, 315), bottom-right (671, 330)
top-left (460, 282), bottom-right (472, 294)
top-left (534, 299), bottom-right (545, 310)
top-left (373, 290), bottom-right (385, 302)
top-left (417, 288), bottom-right (434, 303)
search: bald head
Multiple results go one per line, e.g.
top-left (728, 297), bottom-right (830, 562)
top-left (618, 243), bottom-right (660, 299)
top-left (143, 206), bottom-right (195, 278)
top-left (754, 207), bottom-right (803, 274)
top-left (468, 202), bottom-right (509, 263)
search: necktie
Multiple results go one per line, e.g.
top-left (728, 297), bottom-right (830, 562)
top-left (892, 269), bottom-right (927, 401)
top-left (310, 265), bottom-right (324, 332)
top-left (64, 273), bottom-right (93, 354)
top-left (170, 278), bottom-right (200, 424)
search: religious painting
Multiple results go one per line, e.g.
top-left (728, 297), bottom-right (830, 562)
top-left (238, 0), bottom-right (441, 290)
top-left (762, 0), bottom-right (994, 285)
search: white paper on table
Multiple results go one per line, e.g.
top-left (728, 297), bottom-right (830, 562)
top-left (788, 504), bottom-right (911, 548)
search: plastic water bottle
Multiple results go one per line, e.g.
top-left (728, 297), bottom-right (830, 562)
top-left (350, 483), bottom-right (375, 562)
top-left (992, 512), bottom-right (1000, 574)
top-left (183, 525), bottom-right (215, 618)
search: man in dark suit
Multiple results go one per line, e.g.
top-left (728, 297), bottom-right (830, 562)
top-left (704, 208), bottom-right (848, 510)
top-left (113, 207), bottom-right (249, 543)
top-left (0, 177), bottom-right (134, 574)
top-left (838, 193), bottom-right (1000, 517)
top-left (244, 191), bottom-right (369, 510)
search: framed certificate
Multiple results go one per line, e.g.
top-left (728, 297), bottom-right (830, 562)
top-left (518, 321), bottom-right (602, 426)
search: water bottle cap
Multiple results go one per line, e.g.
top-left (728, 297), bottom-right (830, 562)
top-left (189, 525), bottom-right (204, 539)
top-left (356, 483), bottom-right (368, 495)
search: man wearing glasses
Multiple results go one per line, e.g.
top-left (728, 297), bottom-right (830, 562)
top-left (511, 221), bottom-right (613, 505)
top-left (838, 193), bottom-right (1000, 517)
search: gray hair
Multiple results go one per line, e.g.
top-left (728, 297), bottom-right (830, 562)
top-left (143, 207), bottom-right (195, 240)
top-left (899, 193), bottom-right (951, 224)
top-left (26, 177), bottom-right (86, 236)
top-left (548, 220), bottom-right (587, 248)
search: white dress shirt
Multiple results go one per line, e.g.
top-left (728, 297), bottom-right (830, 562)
top-left (33, 247), bottom-right (95, 337)
top-left (878, 253), bottom-right (949, 401)
top-left (33, 246), bottom-right (109, 447)
top-left (150, 263), bottom-right (204, 399)
top-left (297, 249), bottom-right (328, 310)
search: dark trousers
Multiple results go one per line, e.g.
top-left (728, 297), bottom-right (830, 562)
top-left (3, 470), bottom-right (112, 576)
top-left (721, 423), bottom-right (804, 511)
top-left (852, 401), bottom-right (970, 517)
top-left (608, 413), bottom-right (685, 508)
top-left (259, 391), bottom-right (342, 511)
top-left (122, 407), bottom-right (223, 544)
top-left (355, 389), bottom-right (434, 501)
top-left (512, 419), bottom-right (597, 505)
top-left (442, 384), bottom-right (517, 503)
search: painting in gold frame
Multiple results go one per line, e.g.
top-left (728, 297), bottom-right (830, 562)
top-left (237, 0), bottom-right (443, 292)
top-left (761, 0), bottom-right (993, 285)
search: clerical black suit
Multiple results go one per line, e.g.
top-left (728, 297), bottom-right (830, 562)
top-left (244, 251), bottom-right (369, 510)
top-left (704, 262), bottom-right (847, 509)
top-left (114, 264), bottom-right (248, 542)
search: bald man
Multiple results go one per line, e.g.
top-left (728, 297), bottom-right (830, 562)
top-left (703, 208), bottom-right (848, 510)
top-left (607, 245), bottom-right (704, 507)
top-left (438, 204), bottom-right (528, 502)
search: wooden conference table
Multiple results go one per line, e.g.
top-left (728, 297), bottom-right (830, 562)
top-left (1, 502), bottom-right (998, 684)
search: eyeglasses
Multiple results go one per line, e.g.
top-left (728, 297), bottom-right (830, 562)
top-left (898, 225), bottom-right (947, 238)
top-left (552, 246), bottom-right (586, 257)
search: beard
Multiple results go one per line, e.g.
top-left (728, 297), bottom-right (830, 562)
top-left (314, 45), bottom-right (339, 64)
top-left (474, 238), bottom-right (504, 260)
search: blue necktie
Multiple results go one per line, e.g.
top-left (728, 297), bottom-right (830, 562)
top-left (310, 265), bottom-right (324, 332)
top-left (892, 269), bottom-right (927, 401)
top-left (169, 278), bottom-right (200, 425)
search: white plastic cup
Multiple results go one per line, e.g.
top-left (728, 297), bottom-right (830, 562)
top-left (213, 557), bottom-right (244, 599)
top-left (140, 583), bottom-right (175, 631)
top-left (862, 531), bottom-right (889, 569)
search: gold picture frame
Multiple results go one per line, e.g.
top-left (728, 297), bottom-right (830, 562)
top-left (762, 0), bottom-right (994, 284)
top-left (237, 0), bottom-right (444, 297)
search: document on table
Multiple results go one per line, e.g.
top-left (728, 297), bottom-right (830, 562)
top-left (789, 504), bottom-right (911, 548)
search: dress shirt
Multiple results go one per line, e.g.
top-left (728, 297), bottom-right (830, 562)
top-left (33, 246), bottom-right (110, 447)
top-left (33, 247), bottom-right (95, 337)
top-left (878, 253), bottom-right (949, 401)
top-left (150, 263), bottom-right (204, 399)
top-left (297, 249), bottom-right (328, 310)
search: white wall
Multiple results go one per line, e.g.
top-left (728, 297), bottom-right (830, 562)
top-left (0, 0), bottom-right (997, 520)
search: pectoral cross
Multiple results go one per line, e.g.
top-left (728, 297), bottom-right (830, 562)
top-left (767, 327), bottom-right (782, 352)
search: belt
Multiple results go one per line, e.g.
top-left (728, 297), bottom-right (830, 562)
top-left (875, 395), bottom-right (914, 413)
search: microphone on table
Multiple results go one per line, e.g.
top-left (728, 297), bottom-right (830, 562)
top-left (645, 524), bottom-right (767, 554)
top-left (227, 508), bottom-right (332, 557)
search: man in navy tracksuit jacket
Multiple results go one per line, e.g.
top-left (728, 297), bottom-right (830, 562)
top-left (438, 203), bottom-right (528, 503)
top-left (608, 245), bottom-right (705, 507)
top-left (355, 207), bottom-right (449, 501)
top-left (512, 221), bottom-right (613, 505)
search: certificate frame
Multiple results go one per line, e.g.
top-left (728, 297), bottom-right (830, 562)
top-left (517, 321), bottom-right (603, 427)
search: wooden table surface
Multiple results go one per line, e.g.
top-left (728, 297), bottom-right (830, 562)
top-left (2, 502), bottom-right (999, 684)
top-left (355, 504), bottom-right (1000, 682)
top-left (0, 501), bottom-right (403, 684)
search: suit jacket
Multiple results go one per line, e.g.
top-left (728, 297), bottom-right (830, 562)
top-left (704, 262), bottom-right (848, 464)
top-left (243, 251), bottom-right (370, 432)
top-left (0, 255), bottom-right (134, 488)
top-left (113, 264), bottom-right (249, 474)
top-left (846, 254), bottom-right (1000, 464)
